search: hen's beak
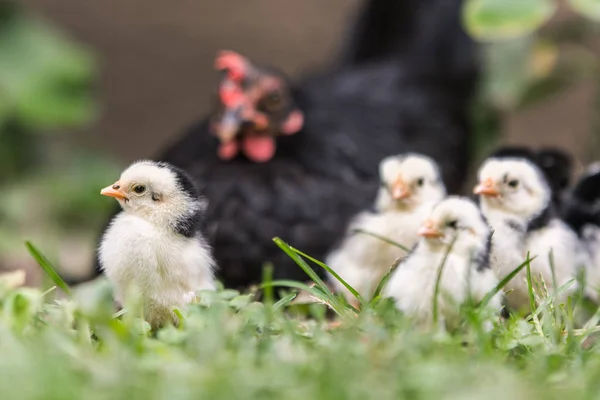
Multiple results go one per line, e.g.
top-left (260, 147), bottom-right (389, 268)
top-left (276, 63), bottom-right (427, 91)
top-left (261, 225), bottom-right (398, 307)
top-left (101, 181), bottom-right (128, 201)
top-left (391, 178), bottom-right (411, 200)
top-left (215, 106), bottom-right (243, 144)
top-left (418, 219), bottom-right (443, 238)
top-left (473, 177), bottom-right (500, 197)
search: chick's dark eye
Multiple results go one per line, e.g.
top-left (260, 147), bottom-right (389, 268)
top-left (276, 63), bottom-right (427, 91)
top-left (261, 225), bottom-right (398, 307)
top-left (508, 180), bottom-right (519, 188)
top-left (447, 220), bottom-right (458, 229)
top-left (133, 185), bottom-right (146, 194)
top-left (416, 178), bottom-right (424, 187)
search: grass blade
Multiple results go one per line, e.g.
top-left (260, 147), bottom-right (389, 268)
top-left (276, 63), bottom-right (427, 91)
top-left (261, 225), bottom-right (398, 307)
top-left (273, 238), bottom-right (329, 291)
top-left (531, 279), bottom-right (575, 318)
top-left (25, 241), bottom-right (71, 296)
top-left (352, 229), bottom-right (410, 252)
top-left (273, 292), bottom-right (298, 312)
top-left (370, 261), bottom-right (401, 305)
top-left (480, 254), bottom-right (536, 308)
top-left (432, 235), bottom-right (457, 328)
top-left (273, 238), bottom-right (355, 317)
top-left (524, 252), bottom-right (544, 336)
top-left (173, 308), bottom-right (185, 330)
top-left (525, 252), bottom-right (536, 313)
top-left (548, 249), bottom-right (561, 330)
top-left (260, 279), bottom-right (321, 293)
top-left (286, 245), bottom-right (365, 306)
top-left (262, 263), bottom-right (275, 305)
top-left (261, 280), bottom-right (358, 316)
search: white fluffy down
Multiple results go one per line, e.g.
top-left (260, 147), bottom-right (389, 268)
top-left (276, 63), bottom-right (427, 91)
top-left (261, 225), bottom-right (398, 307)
top-left (99, 161), bottom-right (215, 327)
top-left (326, 153), bottom-right (445, 302)
top-left (383, 197), bottom-right (502, 329)
top-left (476, 157), bottom-right (582, 311)
top-left (326, 204), bottom-right (434, 301)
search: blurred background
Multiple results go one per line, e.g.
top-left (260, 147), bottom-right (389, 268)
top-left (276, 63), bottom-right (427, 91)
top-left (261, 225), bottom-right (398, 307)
top-left (3, 0), bottom-right (600, 285)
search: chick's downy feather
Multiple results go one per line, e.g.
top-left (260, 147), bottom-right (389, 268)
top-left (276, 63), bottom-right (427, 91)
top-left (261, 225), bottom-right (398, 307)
top-left (475, 157), bottom-right (583, 311)
top-left (384, 197), bottom-right (501, 329)
top-left (99, 161), bottom-right (215, 327)
top-left (326, 153), bottom-right (446, 300)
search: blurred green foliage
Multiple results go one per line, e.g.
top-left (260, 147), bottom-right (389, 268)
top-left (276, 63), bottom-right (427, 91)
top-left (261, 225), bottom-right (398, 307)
top-left (0, 2), bottom-right (96, 179)
top-left (0, 261), bottom-right (598, 399)
top-left (464, 0), bottom-right (600, 160)
top-left (0, 2), bottom-right (119, 263)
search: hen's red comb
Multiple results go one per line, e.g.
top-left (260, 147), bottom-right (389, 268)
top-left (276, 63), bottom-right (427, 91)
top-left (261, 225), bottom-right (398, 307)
top-left (219, 79), bottom-right (244, 107)
top-left (214, 50), bottom-right (248, 82)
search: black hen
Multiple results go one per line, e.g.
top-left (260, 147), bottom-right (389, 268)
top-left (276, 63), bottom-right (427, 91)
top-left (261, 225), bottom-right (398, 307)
top-left (75, 0), bottom-right (479, 289)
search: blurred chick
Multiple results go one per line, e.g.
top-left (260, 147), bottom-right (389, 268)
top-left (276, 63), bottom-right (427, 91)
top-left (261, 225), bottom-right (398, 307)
top-left (489, 145), bottom-right (573, 208)
top-left (474, 157), bottom-right (584, 312)
top-left (99, 160), bottom-right (216, 328)
top-left (326, 153), bottom-right (446, 303)
top-left (562, 162), bottom-right (600, 301)
top-left (383, 197), bottom-right (501, 329)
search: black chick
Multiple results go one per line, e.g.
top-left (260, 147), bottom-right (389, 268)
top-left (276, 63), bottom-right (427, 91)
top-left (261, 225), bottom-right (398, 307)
top-left (73, 0), bottom-right (479, 290)
top-left (561, 162), bottom-right (600, 235)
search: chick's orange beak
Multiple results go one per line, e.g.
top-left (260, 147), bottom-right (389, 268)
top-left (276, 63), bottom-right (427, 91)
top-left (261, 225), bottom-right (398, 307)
top-left (418, 219), bottom-right (443, 238)
top-left (473, 177), bottom-right (500, 197)
top-left (101, 181), bottom-right (128, 201)
top-left (391, 178), bottom-right (411, 200)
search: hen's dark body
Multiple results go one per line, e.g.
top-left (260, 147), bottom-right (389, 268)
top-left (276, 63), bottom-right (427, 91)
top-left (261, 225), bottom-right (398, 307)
top-left (79, 0), bottom-right (479, 289)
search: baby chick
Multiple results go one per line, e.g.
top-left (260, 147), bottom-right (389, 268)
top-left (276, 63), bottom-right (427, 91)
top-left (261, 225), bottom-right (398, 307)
top-left (383, 197), bottom-right (501, 329)
top-left (474, 157), bottom-right (585, 312)
top-left (99, 160), bottom-right (216, 328)
top-left (326, 153), bottom-right (446, 303)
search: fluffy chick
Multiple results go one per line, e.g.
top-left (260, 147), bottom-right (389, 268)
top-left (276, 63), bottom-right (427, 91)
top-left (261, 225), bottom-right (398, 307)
top-left (326, 153), bottom-right (446, 303)
top-left (474, 157), bottom-right (585, 312)
top-left (99, 160), bottom-right (216, 328)
top-left (383, 197), bottom-right (501, 329)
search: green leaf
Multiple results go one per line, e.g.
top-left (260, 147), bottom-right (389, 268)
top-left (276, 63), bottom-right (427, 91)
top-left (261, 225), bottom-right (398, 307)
top-left (24, 241), bottom-right (71, 295)
top-left (464, 0), bottom-right (557, 42)
top-left (481, 37), bottom-right (534, 110)
top-left (0, 9), bottom-right (96, 128)
top-left (569, 0), bottom-right (600, 22)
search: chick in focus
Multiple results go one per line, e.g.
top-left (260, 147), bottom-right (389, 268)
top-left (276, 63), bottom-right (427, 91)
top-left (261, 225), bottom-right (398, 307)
top-left (98, 160), bottom-right (216, 328)
top-left (326, 153), bottom-right (446, 303)
top-left (383, 197), bottom-right (501, 329)
top-left (474, 157), bottom-right (585, 312)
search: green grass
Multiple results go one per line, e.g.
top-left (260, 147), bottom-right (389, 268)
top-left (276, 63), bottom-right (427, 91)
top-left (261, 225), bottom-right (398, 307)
top-left (1, 241), bottom-right (600, 399)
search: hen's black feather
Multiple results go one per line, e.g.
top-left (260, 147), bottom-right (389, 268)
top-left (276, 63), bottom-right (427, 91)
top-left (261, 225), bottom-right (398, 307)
top-left (72, 0), bottom-right (479, 289)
